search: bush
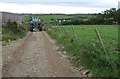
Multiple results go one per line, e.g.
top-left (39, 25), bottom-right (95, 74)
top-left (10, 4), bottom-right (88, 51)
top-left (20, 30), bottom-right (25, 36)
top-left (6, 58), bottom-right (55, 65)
top-left (2, 21), bottom-right (29, 42)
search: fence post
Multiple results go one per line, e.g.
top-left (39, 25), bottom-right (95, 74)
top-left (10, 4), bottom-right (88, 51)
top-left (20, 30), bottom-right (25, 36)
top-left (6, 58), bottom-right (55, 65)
top-left (93, 26), bottom-right (107, 53)
top-left (61, 26), bottom-right (68, 38)
top-left (94, 26), bottom-right (119, 75)
top-left (56, 25), bottom-right (62, 34)
top-left (71, 25), bottom-right (78, 42)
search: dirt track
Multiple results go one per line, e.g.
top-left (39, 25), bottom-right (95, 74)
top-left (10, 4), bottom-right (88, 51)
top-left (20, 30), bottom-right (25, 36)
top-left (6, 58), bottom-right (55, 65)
top-left (2, 31), bottom-right (85, 77)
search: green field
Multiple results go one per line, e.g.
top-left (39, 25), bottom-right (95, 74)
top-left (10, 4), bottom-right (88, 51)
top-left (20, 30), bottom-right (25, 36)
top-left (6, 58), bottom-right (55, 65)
top-left (25, 14), bottom-right (94, 23)
top-left (59, 25), bottom-right (118, 46)
top-left (46, 25), bottom-right (119, 77)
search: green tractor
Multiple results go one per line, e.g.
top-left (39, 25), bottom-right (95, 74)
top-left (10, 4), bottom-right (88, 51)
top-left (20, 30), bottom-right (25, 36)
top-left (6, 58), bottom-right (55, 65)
top-left (29, 16), bottom-right (43, 32)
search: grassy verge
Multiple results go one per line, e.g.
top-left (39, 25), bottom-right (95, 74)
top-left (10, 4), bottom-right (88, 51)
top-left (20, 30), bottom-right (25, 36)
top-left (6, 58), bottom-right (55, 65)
top-left (2, 21), bottom-right (29, 43)
top-left (45, 25), bottom-right (120, 77)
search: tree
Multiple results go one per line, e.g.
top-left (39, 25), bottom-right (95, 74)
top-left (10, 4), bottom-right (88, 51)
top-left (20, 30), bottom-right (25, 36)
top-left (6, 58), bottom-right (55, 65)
top-left (117, 9), bottom-right (120, 24)
top-left (102, 8), bottom-right (117, 24)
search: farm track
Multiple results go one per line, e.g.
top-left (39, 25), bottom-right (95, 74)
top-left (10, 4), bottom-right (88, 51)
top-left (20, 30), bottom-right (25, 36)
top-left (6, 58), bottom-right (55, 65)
top-left (2, 31), bottom-right (85, 77)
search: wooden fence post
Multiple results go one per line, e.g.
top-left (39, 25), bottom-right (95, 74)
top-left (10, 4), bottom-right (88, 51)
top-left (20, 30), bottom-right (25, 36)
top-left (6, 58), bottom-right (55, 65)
top-left (61, 26), bottom-right (68, 38)
top-left (71, 25), bottom-right (78, 42)
top-left (93, 26), bottom-right (107, 53)
top-left (56, 25), bottom-right (62, 34)
top-left (93, 26), bottom-right (118, 75)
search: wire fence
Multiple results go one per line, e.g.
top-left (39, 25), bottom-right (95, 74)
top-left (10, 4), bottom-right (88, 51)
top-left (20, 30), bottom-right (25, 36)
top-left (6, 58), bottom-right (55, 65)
top-left (46, 24), bottom-right (119, 77)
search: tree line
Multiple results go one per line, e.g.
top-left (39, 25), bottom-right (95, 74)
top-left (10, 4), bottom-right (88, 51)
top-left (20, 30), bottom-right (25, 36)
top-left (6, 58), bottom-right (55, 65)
top-left (93, 8), bottom-right (120, 25)
top-left (55, 8), bottom-right (120, 25)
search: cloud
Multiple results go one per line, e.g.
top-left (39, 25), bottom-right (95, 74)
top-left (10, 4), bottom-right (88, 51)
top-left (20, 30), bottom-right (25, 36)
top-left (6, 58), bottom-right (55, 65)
top-left (0, 3), bottom-right (109, 14)
top-left (0, 0), bottom-right (119, 14)
top-left (0, 0), bottom-right (119, 3)
top-left (0, 0), bottom-right (119, 8)
top-left (31, 2), bottom-right (118, 8)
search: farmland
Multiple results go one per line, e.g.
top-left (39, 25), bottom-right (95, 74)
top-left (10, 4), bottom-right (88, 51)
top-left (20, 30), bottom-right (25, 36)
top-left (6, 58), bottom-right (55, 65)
top-left (23, 13), bottom-right (120, 77)
top-left (46, 25), bottom-right (119, 77)
top-left (25, 14), bottom-right (119, 77)
top-left (1, 2), bottom-right (120, 77)
top-left (58, 25), bottom-right (118, 46)
top-left (25, 14), bottom-right (94, 23)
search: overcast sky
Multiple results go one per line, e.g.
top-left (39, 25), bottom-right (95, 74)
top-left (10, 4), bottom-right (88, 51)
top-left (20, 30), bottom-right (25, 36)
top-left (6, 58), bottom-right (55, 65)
top-left (0, 0), bottom-right (119, 14)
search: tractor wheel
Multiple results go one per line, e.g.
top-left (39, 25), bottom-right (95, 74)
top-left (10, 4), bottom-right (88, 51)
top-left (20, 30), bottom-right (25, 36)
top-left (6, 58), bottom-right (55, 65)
top-left (30, 26), bottom-right (33, 32)
top-left (39, 27), bottom-right (42, 31)
top-left (30, 29), bottom-right (33, 32)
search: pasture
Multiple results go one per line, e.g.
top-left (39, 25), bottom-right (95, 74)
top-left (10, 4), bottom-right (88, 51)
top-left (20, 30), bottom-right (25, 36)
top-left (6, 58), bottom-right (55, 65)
top-left (25, 14), bottom-right (94, 23)
top-left (58, 25), bottom-right (118, 46)
top-left (46, 25), bottom-right (119, 77)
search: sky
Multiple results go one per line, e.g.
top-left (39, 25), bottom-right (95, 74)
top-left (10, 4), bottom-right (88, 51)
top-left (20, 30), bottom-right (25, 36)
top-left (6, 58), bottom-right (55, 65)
top-left (0, 0), bottom-right (119, 14)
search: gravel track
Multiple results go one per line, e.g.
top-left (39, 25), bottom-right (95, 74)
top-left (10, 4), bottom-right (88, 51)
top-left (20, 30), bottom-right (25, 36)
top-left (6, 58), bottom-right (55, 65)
top-left (2, 31), bottom-right (84, 77)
